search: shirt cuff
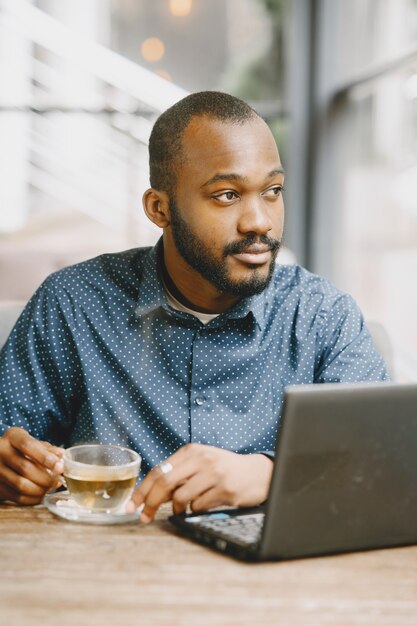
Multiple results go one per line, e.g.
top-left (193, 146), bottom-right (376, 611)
top-left (258, 451), bottom-right (275, 461)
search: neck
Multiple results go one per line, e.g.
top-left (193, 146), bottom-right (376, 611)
top-left (161, 242), bottom-right (240, 314)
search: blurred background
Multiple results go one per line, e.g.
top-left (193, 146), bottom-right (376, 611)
top-left (0, 0), bottom-right (416, 381)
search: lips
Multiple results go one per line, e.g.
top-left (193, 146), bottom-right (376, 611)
top-left (232, 247), bottom-right (272, 265)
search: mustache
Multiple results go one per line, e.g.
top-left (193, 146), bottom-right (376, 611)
top-left (224, 235), bottom-right (281, 256)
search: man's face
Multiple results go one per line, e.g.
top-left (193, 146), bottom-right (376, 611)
top-left (169, 196), bottom-right (280, 297)
top-left (165, 115), bottom-right (285, 299)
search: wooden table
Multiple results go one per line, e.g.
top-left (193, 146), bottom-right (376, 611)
top-left (1, 502), bottom-right (417, 626)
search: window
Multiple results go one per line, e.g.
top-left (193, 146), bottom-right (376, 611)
top-left (289, 0), bottom-right (417, 380)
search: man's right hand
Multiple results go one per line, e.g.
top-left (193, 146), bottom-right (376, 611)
top-left (0, 427), bottom-right (64, 505)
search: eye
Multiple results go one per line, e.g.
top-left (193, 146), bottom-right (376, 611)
top-left (262, 185), bottom-right (284, 198)
top-left (212, 190), bottom-right (239, 203)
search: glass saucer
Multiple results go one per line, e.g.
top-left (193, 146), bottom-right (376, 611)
top-left (44, 491), bottom-right (141, 525)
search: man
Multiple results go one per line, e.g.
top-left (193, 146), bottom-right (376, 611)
top-left (0, 92), bottom-right (388, 522)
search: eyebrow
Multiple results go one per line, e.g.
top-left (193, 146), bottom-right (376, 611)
top-left (200, 167), bottom-right (285, 189)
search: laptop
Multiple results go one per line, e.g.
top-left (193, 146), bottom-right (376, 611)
top-left (169, 382), bottom-right (417, 561)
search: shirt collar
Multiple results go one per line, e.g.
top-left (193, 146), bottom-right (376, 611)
top-left (134, 238), bottom-right (167, 318)
top-left (134, 237), bottom-right (268, 330)
top-left (223, 289), bottom-right (267, 331)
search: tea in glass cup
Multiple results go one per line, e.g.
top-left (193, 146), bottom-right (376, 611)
top-left (63, 444), bottom-right (141, 513)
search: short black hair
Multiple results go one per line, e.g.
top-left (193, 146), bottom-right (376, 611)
top-left (148, 91), bottom-right (259, 195)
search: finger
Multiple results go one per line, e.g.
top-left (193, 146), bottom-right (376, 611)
top-left (129, 456), bottom-right (191, 507)
top-left (131, 444), bottom-right (208, 507)
top-left (128, 468), bottom-right (182, 520)
top-left (0, 483), bottom-right (45, 506)
top-left (8, 429), bottom-right (64, 472)
top-left (0, 462), bottom-right (49, 497)
top-left (190, 487), bottom-right (226, 513)
top-left (142, 456), bottom-right (213, 522)
top-left (129, 458), bottom-right (198, 522)
top-left (5, 453), bottom-right (59, 490)
top-left (172, 472), bottom-right (216, 515)
top-left (42, 441), bottom-right (64, 459)
top-left (48, 471), bottom-right (65, 489)
top-left (127, 445), bottom-right (210, 519)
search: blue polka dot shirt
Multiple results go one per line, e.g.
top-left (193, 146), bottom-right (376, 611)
top-left (0, 239), bottom-right (388, 476)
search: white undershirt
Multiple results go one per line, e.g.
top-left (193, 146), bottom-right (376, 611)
top-left (164, 285), bottom-right (220, 325)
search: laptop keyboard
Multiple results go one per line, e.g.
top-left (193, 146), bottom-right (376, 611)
top-left (185, 512), bottom-right (265, 545)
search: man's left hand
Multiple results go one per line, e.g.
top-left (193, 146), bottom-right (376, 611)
top-left (126, 443), bottom-right (273, 523)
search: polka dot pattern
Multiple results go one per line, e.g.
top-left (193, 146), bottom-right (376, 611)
top-left (0, 240), bottom-right (389, 476)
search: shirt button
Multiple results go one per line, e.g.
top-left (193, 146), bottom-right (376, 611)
top-left (195, 397), bottom-right (205, 406)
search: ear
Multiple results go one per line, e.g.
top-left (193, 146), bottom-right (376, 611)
top-left (142, 189), bottom-right (170, 228)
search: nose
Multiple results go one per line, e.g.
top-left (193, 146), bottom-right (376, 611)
top-left (237, 197), bottom-right (274, 236)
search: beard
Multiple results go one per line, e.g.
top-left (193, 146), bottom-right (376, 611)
top-left (168, 197), bottom-right (281, 297)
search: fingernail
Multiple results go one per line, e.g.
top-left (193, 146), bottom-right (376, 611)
top-left (46, 454), bottom-right (58, 467)
top-left (53, 460), bottom-right (64, 474)
top-left (125, 500), bottom-right (135, 513)
top-left (140, 512), bottom-right (151, 524)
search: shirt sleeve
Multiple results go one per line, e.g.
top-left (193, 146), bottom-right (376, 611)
top-left (313, 293), bottom-right (390, 384)
top-left (258, 294), bottom-right (389, 463)
top-left (0, 277), bottom-right (81, 444)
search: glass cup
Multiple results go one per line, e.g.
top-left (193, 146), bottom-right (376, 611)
top-left (63, 444), bottom-right (141, 513)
